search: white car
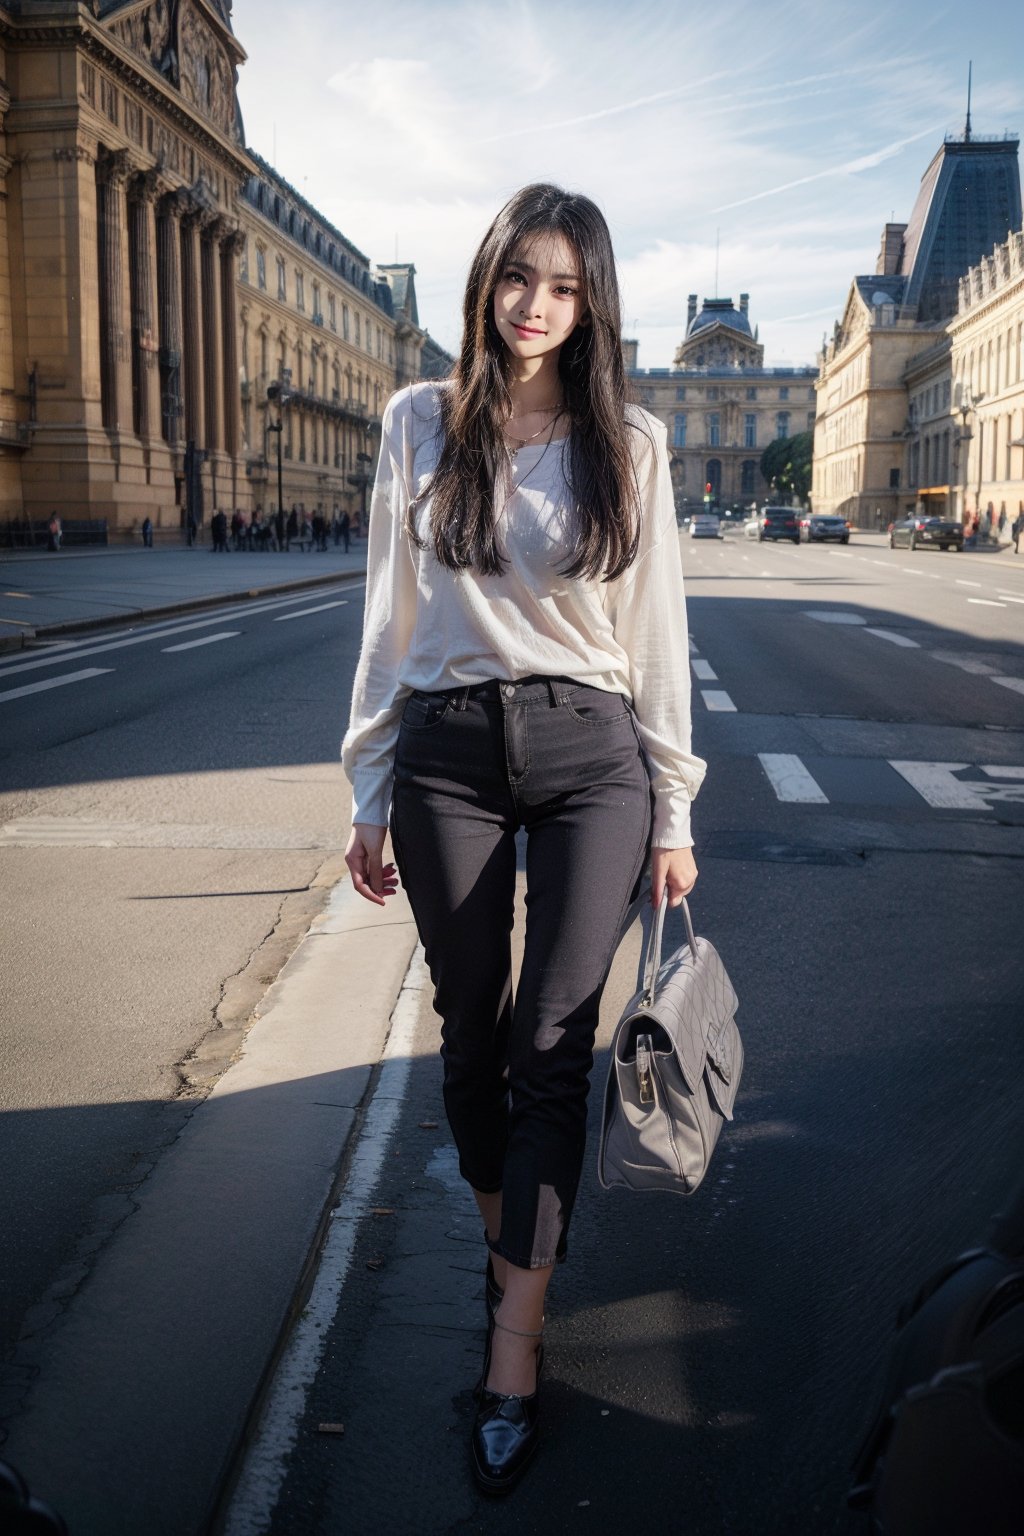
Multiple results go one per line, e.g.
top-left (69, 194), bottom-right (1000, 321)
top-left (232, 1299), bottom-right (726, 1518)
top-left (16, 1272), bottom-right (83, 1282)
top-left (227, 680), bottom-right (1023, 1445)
top-left (689, 513), bottom-right (721, 539)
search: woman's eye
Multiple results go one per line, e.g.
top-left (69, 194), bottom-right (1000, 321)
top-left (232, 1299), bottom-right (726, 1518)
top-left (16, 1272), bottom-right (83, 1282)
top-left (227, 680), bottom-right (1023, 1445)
top-left (504, 270), bottom-right (526, 285)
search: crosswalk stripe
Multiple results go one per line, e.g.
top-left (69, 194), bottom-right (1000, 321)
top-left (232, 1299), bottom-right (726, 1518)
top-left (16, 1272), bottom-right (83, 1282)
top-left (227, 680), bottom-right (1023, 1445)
top-left (758, 753), bottom-right (828, 803)
top-left (691, 659), bottom-right (718, 681)
top-left (992, 676), bottom-right (1024, 696)
top-left (0, 667), bottom-right (113, 703)
top-left (865, 628), bottom-right (920, 647)
top-left (888, 761), bottom-right (981, 809)
top-left (701, 689), bottom-right (736, 712)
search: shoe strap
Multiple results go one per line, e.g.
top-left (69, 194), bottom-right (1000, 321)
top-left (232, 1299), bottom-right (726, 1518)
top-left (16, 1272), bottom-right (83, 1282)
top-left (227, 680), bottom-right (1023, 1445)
top-left (493, 1317), bottom-right (544, 1339)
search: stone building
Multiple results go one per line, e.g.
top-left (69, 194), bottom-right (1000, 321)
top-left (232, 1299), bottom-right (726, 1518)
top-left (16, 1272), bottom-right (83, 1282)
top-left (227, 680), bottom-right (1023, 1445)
top-left (628, 293), bottom-right (817, 513)
top-left (0, 1), bottom-right (425, 543)
top-left (947, 228), bottom-right (1024, 543)
top-left (813, 125), bottom-right (1021, 528)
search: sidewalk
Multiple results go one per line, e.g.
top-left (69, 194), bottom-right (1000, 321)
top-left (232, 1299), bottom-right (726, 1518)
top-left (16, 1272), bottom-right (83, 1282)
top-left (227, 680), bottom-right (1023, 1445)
top-left (0, 543), bottom-right (369, 651)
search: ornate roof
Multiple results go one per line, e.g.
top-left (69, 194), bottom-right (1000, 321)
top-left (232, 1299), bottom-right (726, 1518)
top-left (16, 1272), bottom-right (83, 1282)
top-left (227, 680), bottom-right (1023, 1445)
top-left (687, 298), bottom-right (753, 339)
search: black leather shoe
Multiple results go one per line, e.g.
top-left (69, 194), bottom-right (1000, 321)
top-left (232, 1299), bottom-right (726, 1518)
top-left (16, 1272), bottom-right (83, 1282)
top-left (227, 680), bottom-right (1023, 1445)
top-left (471, 1385), bottom-right (540, 1493)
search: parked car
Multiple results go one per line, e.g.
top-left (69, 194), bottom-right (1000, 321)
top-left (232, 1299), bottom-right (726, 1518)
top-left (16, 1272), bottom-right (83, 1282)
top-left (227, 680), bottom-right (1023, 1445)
top-left (802, 513), bottom-right (851, 544)
top-left (889, 514), bottom-right (963, 552)
top-left (757, 506), bottom-right (801, 544)
top-left (689, 512), bottom-right (721, 539)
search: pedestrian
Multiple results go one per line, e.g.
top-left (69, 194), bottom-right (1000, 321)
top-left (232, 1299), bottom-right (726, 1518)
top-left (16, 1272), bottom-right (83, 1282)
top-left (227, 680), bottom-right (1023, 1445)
top-left (312, 510), bottom-right (325, 552)
top-left (231, 509), bottom-right (243, 551)
top-left (287, 507), bottom-right (298, 551)
top-left (339, 509), bottom-right (351, 553)
top-left (47, 512), bottom-right (62, 552)
top-left (141, 515), bottom-right (153, 548)
top-left (332, 507), bottom-right (341, 546)
top-left (342, 183), bottom-right (704, 1493)
top-left (275, 508), bottom-right (285, 551)
top-left (186, 509), bottom-right (197, 547)
top-left (211, 508), bottom-right (228, 552)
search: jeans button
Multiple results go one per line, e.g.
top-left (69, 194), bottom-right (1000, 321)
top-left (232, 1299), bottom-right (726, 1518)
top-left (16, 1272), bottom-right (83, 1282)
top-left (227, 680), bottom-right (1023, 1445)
top-left (502, 684), bottom-right (516, 699)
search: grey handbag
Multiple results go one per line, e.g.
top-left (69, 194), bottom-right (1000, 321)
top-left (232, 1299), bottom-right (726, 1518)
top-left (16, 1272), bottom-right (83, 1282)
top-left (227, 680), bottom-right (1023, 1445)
top-left (598, 892), bottom-right (743, 1194)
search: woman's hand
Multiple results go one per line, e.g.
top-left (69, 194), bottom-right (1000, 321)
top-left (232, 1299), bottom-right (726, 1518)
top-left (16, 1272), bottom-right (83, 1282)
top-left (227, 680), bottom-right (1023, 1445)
top-left (650, 845), bottom-right (698, 909)
top-left (345, 822), bottom-right (399, 906)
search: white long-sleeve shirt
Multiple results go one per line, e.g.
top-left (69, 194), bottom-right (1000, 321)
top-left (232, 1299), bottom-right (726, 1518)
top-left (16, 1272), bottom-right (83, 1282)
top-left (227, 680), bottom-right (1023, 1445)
top-left (341, 381), bottom-right (706, 847)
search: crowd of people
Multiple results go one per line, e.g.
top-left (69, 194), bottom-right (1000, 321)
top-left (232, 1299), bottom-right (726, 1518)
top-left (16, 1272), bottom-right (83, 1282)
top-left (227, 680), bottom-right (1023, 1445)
top-left (196, 505), bottom-right (355, 554)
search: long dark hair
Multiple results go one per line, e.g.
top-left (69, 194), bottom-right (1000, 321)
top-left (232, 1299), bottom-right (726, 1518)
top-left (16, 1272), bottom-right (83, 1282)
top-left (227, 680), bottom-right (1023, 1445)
top-left (409, 183), bottom-right (645, 581)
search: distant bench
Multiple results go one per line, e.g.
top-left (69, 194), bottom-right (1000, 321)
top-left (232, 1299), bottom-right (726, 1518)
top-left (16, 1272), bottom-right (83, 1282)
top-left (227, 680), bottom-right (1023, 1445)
top-left (2, 518), bottom-right (109, 548)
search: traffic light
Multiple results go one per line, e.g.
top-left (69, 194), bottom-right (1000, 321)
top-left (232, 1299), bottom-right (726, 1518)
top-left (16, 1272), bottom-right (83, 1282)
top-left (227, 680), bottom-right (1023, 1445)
top-left (703, 482), bottom-right (712, 504)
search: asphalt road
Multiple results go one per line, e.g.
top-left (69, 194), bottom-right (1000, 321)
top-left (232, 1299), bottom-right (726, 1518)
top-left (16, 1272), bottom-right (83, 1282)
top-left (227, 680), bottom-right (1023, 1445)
top-left (224, 532), bottom-right (1024, 1535)
top-left (2, 533), bottom-right (1023, 1533)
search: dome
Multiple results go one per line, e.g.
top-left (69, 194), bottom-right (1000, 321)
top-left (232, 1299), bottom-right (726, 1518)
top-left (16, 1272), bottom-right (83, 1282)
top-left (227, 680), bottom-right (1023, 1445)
top-left (687, 297), bottom-right (753, 339)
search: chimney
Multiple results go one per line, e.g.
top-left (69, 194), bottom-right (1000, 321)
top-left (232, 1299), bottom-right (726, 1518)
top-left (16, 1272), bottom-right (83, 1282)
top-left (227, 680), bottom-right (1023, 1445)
top-left (687, 293), bottom-right (698, 326)
top-left (876, 223), bottom-right (907, 276)
top-left (621, 337), bottom-right (639, 371)
top-left (739, 293), bottom-right (749, 314)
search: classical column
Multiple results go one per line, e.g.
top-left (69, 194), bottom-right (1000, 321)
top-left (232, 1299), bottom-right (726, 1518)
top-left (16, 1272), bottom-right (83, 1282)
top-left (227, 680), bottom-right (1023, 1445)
top-left (156, 190), bottom-right (184, 444)
top-left (179, 203), bottom-right (205, 448)
top-left (96, 147), bottom-right (132, 430)
top-left (220, 228), bottom-right (245, 461)
top-left (201, 219), bottom-right (225, 453)
top-left (127, 170), bottom-right (160, 439)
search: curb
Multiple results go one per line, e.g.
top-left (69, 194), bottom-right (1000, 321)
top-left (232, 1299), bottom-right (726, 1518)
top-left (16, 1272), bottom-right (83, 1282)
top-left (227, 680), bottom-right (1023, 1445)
top-left (0, 567), bottom-right (368, 653)
top-left (0, 876), bottom-right (418, 1536)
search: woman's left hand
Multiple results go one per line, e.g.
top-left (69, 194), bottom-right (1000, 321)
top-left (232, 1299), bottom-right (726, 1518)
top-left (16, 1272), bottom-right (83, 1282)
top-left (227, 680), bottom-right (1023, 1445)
top-left (651, 845), bottom-right (698, 909)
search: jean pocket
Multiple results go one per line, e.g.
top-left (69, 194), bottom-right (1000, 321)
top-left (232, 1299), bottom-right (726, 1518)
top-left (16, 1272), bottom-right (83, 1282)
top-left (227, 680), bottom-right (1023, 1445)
top-left (562, 687), bottom-right (630, 727)
top-left (400, 691), bottom-right (452, 731)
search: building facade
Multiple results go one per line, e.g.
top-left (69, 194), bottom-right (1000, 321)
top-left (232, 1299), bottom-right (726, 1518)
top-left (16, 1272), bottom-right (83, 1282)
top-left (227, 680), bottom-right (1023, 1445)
top-left (0, 1), bottom-right (425, 543)
top-left (813, 127), bottom-right (1021, 528)
top-left (628, 293), bottom-right (817, 514)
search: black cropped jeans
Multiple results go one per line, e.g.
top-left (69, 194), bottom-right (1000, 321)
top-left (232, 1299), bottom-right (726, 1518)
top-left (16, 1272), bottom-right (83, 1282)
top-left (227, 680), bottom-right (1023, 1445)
top-left (389, 675), bottom-right (653, 1270)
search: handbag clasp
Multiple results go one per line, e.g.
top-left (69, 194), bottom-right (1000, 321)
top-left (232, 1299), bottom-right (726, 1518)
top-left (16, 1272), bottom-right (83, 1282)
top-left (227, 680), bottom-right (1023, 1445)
top-left (636, 1033), bottom-right (655, 1104)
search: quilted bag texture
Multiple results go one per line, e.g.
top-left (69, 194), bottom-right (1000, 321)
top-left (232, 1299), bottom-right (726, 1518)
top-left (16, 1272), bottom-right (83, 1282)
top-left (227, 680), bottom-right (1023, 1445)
top-left (598, 894), bottom-right (743, 1195)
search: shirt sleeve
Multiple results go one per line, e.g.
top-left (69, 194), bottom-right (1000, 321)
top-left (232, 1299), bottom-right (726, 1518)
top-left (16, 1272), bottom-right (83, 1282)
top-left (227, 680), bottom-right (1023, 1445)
top-left (341, 390), bottom-right (419, 826)
top-left (604, 416), bottom-right (707, 847)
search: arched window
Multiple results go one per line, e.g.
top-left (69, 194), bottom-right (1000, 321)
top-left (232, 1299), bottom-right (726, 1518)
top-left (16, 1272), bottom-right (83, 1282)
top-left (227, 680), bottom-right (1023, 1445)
top-left (705, 459), bottom-right (722, 496)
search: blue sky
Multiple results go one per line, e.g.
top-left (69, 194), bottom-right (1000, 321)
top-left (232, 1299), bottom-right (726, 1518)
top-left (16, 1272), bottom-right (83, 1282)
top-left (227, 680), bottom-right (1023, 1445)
top-left (233, 0), bottom-right (1024, 369)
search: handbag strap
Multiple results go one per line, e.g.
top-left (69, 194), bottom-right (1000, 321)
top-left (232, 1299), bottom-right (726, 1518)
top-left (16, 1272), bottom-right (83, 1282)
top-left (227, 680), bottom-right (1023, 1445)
top-left (641, 891), bottom-right (698, 1006)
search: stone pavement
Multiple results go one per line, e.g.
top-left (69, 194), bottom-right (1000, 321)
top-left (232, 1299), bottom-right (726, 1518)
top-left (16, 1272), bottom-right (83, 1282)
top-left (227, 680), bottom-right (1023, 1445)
top-left (0, 542), bottom-right (369, 650)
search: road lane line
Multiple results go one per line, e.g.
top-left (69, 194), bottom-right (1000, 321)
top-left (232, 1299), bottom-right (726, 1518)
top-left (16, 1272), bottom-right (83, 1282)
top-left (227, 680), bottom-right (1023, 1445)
top-left (758, 753), bottom-right (829, 803)
top-left (956, 579), bottom-right (982, 588)
top-left (0, 666), bottom-right (114, 703)
top-left (992, 677), bottom-right (1024, 696)
top-left (997, 592), bottom-right (1024, 603)
top-left (161, 631), bottom-right (240, 652)
top-left (967, 598), bottom-right (1006, 607)
top-left (701, 689), bottom-right (736, 712)
top-left (273, 601), bottom-right (349, 621)
top-left (691, 660), bottom-right (718, 681)
top-left (223, 945), bottom-right (429, 1536)
top-left (865, 628), bottom-right (921, 647)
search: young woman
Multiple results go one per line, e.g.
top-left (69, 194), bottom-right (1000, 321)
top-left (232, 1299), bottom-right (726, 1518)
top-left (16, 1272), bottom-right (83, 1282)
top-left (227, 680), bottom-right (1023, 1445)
top-left (343, 183), bottom-right (705, 1492)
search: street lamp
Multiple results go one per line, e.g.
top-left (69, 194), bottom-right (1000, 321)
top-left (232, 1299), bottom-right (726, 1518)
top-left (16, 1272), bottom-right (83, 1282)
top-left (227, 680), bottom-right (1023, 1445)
top-left (266, 370), bottom-right (292, 532)
top-left (348, 449), bottom-right (373, 536)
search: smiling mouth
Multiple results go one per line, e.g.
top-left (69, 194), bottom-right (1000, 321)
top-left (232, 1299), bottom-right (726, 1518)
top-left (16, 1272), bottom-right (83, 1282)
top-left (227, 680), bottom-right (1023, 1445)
top-left (512, 322), bottom-right (545, 336)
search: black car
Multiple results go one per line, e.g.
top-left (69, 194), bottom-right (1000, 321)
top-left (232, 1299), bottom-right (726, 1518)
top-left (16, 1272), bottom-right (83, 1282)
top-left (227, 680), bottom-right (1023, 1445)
top-left (889, 514), bottom-right (963, 552)
top-left (758, 506), bottom-right (800, 544)
top-left (803, 514), bottom-right (850, 544)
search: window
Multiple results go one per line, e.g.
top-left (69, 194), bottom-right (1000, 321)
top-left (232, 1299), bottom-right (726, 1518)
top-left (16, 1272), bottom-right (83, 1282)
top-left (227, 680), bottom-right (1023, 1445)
top-left (746, 387), bottom-right (757, 401)
top-left (675, 386), bottom-right (686, 401)
top-left (741, 460), bottom-right (756, 494)
top-left (673, 413), bottom-right (687, 448)
top-left (776, 412), bottom-right (790, 439)
top-left (707, 387), bottom-right (719, 401)
top-left (889, 467), bottom-right (900, 489)
top-left (256, 247), bottom-right (266, 291)
top-left (277, 257), bottom-right (286, 300)
top-left (377, 328), bottom-right (383, 360)
top-left (808, 387), bottom-right (816, 400)
top-left (239, 238), bottom-right (249, 284)
top-left (328, 294), bottom-right (336, 331)
top-left (342, 303), bottom-right (350, 341)
top-left (295, 271), bottom-right (305, 311)
top-left (355, 313), bottom-right (361, 346)
top-left (779, 386), bottom-right (790, 401)
top-left (367, 321), bottom-right (373, 355)
top-left (312, 281), bottom-right (320, 320)
top-left (744, 414), bottom-right (756, 449)
top-left (807, 412), bottom-right (815, 431)
top-left (709, 412), bottom-right (720, 447)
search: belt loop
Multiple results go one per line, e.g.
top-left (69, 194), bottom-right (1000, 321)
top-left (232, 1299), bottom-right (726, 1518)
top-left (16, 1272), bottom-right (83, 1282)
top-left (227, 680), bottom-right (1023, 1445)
top-left (454, 686), bottom-right (470, 712)
top-left (546, 678), bottom-right (562, 707)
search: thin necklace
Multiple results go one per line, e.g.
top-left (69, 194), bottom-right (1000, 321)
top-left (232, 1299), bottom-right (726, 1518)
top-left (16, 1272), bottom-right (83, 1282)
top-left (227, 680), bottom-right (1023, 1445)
top-left (506, 407), bottom-right (564, 466)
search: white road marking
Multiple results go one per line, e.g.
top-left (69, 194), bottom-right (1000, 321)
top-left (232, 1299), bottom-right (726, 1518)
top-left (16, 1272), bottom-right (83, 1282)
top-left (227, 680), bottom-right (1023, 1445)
top-left (929, 651), bottom-right (1000, 675)
top-left (904, 567), bottom-right (925, 574)
top-left (956, 579), bottom-right (982, 588)
top-left (981, 766), bottom-right (1024, 780)
top-left (0, 666), bottom-right (113, 703)
top-left (865, 628), bottom-right (920, 647)
top-left (871, 560), bottom-right (890, 567)
top-left (701, 689), bottom-right (736, 712)
top-left (997, 593), bottom-right (1024, 603)
top-left (758, 753), bottom-right (828, 803)
top-left (0, 586), bottom-right (363, 678)
top-left (223, 946), bottom-right (429, 1536)
top-left (691, 659), bottom-right (718, 681)
top-left (273, 601), bottom-right (349, 621)
top-left (161, 631), bottom-right (240, 652)
top-left (992, 676), bottom-right (1024, 696)
top-left (803, 610), bottom-right (867, 624)
top-left (688, 637), bottom-right (698, 654)
top-left (889, 760), bottom-right (989, 809)
top-left (967, 598), bottom-right (1006, 607)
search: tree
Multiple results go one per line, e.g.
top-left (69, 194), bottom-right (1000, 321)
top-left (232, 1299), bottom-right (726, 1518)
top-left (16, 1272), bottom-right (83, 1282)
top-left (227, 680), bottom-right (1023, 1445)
top-left (760, 430), bottom-right (813, 504)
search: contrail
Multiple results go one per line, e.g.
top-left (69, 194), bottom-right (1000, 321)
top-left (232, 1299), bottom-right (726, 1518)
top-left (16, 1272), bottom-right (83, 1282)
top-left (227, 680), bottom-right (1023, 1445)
top-left (710, 124), bottom-right (943, 214)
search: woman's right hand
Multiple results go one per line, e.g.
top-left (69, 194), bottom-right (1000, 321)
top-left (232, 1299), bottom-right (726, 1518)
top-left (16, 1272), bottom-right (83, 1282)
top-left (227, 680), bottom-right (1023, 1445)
top-left (344, 822), bottom-right (399, 906)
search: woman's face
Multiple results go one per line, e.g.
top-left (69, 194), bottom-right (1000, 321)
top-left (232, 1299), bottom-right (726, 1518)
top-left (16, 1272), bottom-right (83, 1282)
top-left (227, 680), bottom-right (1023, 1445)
top-left (492, 232), bottom-right (585, 366)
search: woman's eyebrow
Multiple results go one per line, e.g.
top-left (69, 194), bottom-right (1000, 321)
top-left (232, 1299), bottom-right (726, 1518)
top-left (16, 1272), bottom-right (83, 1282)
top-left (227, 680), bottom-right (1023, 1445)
top-left (508, 259), bottom-right (580, 281)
